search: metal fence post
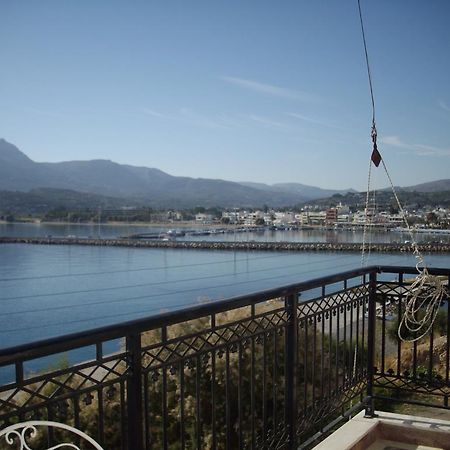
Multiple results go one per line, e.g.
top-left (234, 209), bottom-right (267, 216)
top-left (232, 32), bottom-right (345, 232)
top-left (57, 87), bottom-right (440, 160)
top-left (285, 293), bottom-right (298, 448)
top-left (126, 332), bottom-right (144, 450)
top-left (365, 270), bottom-right (377, 417)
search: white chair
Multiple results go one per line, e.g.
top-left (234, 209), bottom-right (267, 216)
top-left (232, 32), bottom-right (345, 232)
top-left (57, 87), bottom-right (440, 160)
top-left (0, 420), bottom-right (105, 449)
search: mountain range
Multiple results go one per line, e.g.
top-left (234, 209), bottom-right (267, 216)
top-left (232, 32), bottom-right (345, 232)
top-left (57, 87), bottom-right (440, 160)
top-left (0, 138), bottom-right (449, 209)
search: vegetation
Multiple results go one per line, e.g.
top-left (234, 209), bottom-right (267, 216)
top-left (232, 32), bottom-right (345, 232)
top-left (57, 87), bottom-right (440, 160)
top-left (373, 304), bottom-right (449, 414)
top-left (0, 213), bottom-right (15, 222)
top-left (301, 189), bottom-right (450, 210)
top-left (386, 309), bottom-right (447, 344)
top-left (0, 188), bottom-right (134, 216)
top-left (10, 288), bottom-right (448, 446)
top-left (4, 302), bottom-right (365, 449)
top-left (1, 184), bottom-right (449, 223)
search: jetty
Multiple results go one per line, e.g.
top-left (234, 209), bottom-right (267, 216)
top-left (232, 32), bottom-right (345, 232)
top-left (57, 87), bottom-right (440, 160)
top-left (1, 236), bottom-right (449, 253)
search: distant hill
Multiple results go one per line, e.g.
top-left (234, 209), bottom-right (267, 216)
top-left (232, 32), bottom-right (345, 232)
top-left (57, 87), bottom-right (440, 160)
top-left (301, 189), bottom-right (450, 210)
top-left (1, 138), bottom-right (447, 210)
top-left (240, 181), bottom-right (356, 200)
top-left (401, 179), bottom-right (450, 193)
top-left (0, 139), bottom-right (306, 208)
top-left (0, 188), bottom-right (137, 214)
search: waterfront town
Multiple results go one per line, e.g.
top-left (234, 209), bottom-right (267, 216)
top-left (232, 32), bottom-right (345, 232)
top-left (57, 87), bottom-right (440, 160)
top-left (197, 203), bottom-right (450, 230)
top-left (3, 201), bottom-right (449, 231)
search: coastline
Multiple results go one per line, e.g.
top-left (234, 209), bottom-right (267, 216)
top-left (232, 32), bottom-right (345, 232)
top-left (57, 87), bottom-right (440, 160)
top-left (0, 220), bottom-right (232, 228)
top-left (1, 236), bottom-right (449, 253)
top-left (3, 220), bottom-right (450, 233)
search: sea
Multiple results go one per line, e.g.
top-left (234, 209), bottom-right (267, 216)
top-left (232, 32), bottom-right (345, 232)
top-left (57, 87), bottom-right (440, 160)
top-left (0, 223), bottom-right (449, 382)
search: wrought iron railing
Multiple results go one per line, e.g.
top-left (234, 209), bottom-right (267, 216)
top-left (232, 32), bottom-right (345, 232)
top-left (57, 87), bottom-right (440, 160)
top-left (0, 265), bottom-right (448, 449)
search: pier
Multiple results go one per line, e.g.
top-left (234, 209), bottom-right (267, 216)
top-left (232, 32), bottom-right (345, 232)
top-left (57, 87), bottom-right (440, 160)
top-left (1, 236), bottom-right (449, 252)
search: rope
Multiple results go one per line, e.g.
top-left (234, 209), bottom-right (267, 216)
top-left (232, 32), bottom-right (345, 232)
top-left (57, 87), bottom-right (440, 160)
top-left (357, 0), bottom-right (445, 342)
top-left (357, 0), bottom-right (376, 126)
top-left (381, 160), bottom-right (446, 341)
top-left (359, 0), bottom-right (378, 269)
top-left (350, 342), bottom-right (358, 412)
top-left (361, 159), bottom-right (372, 267)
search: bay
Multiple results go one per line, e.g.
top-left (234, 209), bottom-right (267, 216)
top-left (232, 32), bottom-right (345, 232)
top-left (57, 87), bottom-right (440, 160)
top-left (1, 222), bottom-right (449, 243)
top-left (1, 243), bottom-right (449, 349)
top-left (0, 224), bottom-right (449, 383)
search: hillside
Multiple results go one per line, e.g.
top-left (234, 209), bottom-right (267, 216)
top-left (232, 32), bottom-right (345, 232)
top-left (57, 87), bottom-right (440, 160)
top-left (0, 139), bottom-right (305, 208)
top-left (240, 181), bottom-right (355, 200)
top-left (0, 188), bottom-right (137, 215)
top-left (302, 189), bottom-right (450, 210)
top-left (1, 139), bottom-right (448, 210)
top-left (402, 179), bottom-right (450, 193)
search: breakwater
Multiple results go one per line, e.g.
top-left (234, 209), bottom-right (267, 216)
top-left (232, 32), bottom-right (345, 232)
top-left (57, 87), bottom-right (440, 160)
top-left (1, 236), bottom-right (449, 253)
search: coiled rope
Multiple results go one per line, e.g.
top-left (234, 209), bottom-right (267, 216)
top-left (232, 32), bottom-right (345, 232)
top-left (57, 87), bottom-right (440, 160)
top-left (357, 0), bottom-right (445, 342)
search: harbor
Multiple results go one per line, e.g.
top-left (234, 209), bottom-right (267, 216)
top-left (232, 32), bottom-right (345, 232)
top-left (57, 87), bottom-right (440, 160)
top-left (1, 235), bottom-right (450, 252)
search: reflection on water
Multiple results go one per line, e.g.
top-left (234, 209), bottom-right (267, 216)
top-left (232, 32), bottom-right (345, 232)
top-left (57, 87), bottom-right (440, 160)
top-left (0, 241), bottom-right (449, 383)
top-left (1, 242), bottom-right (449, 349)
top-left (1, 222), bottom-right (449, 244)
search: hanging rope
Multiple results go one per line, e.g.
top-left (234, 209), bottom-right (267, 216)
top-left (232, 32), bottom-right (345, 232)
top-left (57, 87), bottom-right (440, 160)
top-left (357, 0), bottom-right (376, 127)
top-left (361, 159), bottom-right (372, 267)
top-left (381, 160), bottom-right (446, 341)
top-left (359, 0), bottom-right (381, 268)
top-left (357, 0), bottom-right (445, 342)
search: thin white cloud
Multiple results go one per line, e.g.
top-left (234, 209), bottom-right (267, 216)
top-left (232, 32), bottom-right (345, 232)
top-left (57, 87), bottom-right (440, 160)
top-left (438, 100), bottom-right (450, 112)
top-left (292, 136), bottom-right (324, 145)
top-left (381, 135), bottom-right (450, 157)
top-left (221, 76), bottom-right (318, 102)
top-left (287, 112), bottom-right (343, 130)
top-left (141, 106), bottom-right (231, 129)
top-left (414, 144), bottom-right (450, 157)
top-left (381, 135), bottom-right (409, 148)
top-left (141, 108), bottom-right (169, 119)
top-left (243, 114), bottom-right (289, 130)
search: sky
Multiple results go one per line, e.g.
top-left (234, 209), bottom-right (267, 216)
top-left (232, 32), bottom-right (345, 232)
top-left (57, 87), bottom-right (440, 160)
top-left (0, 0), bottom-right (449, 191)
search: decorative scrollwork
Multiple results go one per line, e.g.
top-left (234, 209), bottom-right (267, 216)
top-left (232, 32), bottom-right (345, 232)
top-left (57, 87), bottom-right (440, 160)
top-left (0, 421), bottom-right (105, 450)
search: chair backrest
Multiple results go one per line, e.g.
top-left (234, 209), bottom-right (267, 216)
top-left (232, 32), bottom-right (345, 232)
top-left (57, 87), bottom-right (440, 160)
top-left (0, 420), bottom-right (105, 449)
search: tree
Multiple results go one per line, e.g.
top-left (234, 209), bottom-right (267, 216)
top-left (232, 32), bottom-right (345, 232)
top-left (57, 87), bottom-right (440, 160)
top-left (426, 212), bottom-right (438, 224)
top-left (206, 207), bottom-right (222, 218)
top-left (389, 205), bottom-right (399, 215)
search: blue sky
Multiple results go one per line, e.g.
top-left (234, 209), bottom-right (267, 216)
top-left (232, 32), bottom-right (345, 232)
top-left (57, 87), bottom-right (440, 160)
top-left (0, 1), bottom-right (449, 191)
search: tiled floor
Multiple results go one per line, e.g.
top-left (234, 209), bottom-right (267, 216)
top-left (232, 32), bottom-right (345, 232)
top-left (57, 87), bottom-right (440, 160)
top-left (366, 439), bottom-right (442, 450)
top-left (312, 411), bottom-right (450, 450)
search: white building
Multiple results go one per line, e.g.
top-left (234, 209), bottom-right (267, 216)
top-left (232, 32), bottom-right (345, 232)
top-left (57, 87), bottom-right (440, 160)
top-left (195, 213), bottom-right (214, 224)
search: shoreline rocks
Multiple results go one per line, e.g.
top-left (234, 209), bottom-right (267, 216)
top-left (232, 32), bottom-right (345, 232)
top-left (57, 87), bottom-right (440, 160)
top-left (0, 236), bottom-right (449, 253)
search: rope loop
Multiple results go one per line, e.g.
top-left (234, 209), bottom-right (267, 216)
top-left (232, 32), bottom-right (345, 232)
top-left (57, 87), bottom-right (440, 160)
top-left (398, 271), bottom-right (446, 342)
top-left (357, 0), bottom-right (444, 343)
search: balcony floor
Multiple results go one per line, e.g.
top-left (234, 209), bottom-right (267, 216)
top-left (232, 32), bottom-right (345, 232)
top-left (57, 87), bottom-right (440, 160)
top-left (312, 410), bottom-right (450, 450)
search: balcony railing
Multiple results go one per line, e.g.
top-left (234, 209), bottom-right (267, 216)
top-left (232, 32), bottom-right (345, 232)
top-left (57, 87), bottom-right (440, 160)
top-left (0, 265), bottom-right (449, 449)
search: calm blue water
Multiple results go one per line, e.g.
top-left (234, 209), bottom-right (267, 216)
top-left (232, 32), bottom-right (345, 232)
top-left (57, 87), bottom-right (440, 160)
top-left (0, 241), bottom-right (449, 383)
top-left (1, 243), bottom-right (449, 349)
top-left (1, 222), bottom-right (449, 243)
top-left (0, 222), bottom-right (166, 239)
